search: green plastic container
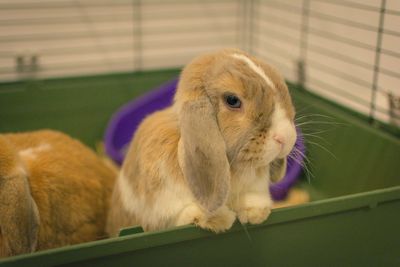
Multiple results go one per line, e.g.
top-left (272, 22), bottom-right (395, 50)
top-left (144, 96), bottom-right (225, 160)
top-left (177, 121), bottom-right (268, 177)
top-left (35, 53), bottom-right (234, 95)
top-left (0, 70), bottom-right (399, 266)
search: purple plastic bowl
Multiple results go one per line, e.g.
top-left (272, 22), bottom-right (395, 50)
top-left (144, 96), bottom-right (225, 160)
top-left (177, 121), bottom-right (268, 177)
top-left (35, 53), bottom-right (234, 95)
top-left (104, 78), bottom-right (305, 200)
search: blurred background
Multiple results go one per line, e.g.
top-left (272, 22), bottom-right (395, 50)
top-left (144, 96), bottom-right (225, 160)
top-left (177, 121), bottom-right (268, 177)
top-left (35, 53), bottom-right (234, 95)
top-left (0, 2), bottom-right (399, 264)
top-left (0, 0), bottom-right (399, 127)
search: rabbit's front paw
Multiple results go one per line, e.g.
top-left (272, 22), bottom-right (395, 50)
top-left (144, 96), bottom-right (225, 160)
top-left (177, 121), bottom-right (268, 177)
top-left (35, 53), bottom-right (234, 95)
top-left (237, 206), bottom-right (271, 224)
top-left (176, 204), bottom-right (235, 233)
top-left (236, 193), bottom-right (272, 225)
top-left (197, 206), bottom-right (236, 233)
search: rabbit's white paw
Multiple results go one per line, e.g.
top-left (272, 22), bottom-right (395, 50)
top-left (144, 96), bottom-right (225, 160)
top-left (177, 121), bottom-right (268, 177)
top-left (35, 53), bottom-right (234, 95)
top-left (176, 204), bottom-right (236, 233)
top-left (236, 193), bottom-right (272, 225)
top-left (237, 206), bottom-right (271, 224)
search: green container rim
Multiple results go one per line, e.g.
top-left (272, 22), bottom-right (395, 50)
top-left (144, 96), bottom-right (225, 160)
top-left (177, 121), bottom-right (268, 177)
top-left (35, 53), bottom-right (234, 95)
top-left (1, 185), bottom-right (399, 267)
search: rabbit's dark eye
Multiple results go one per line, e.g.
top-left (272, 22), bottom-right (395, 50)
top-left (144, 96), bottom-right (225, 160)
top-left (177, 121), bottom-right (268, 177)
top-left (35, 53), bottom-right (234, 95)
top-left (225, 94), bottom-right (241, 109)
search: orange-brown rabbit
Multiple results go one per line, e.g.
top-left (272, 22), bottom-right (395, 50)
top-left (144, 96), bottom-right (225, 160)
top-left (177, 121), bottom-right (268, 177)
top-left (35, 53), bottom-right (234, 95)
top-left (0, 130), bottom-right (116, 257)
top-left (107, 49), bottom-right (297, 235)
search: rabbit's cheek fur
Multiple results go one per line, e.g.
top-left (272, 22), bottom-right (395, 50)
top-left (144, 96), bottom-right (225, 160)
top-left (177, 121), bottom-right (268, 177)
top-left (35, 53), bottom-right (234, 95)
top-left (230, 105), bottom-right (296, 165)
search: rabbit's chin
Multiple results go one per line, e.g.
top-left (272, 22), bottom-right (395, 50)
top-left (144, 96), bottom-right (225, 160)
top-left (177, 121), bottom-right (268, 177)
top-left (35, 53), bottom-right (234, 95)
top-left (236, 156), bottom-right (277, 169)
top-left (265, 143), bottom-right (289, 162)
top-left (276, 145), bottom-right (293, 160)
top-left (249, 148), bottom-right (290, 168)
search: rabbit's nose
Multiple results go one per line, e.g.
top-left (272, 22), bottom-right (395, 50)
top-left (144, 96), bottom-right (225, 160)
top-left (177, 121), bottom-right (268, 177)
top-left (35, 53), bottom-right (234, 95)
top-left (273, 134), bottom-right (285, 146)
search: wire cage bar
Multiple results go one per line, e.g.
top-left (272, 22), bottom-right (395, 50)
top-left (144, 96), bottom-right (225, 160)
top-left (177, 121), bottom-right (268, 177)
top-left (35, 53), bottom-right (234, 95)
top-left (254, 0), bottom-right (400, 128)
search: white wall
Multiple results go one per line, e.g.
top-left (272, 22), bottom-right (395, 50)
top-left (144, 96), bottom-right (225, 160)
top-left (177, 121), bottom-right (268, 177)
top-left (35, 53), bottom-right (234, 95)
top-left (0, 0), bottom-right (240, 80)
top-left (0, 0), bottom-right (399, 124)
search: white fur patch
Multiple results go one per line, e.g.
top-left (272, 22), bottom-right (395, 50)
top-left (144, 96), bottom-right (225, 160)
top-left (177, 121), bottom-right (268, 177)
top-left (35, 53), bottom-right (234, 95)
top-left (270, 103), bottom-right (297, 157)
top-left (175, 204), bottom-right (203, 226)
top-left (240, 192), bottom-right (272, 208)
top-left (117, 172), bottom-right (138, 215)
top-left (118, 170), bottom-right (195, 230)
top-left (228, 165), bottom-right (271, 210)
top-left (19, 143), bottom-right (51, 161)
top-left (232, 53), bottom-right (276, 91)
top-left (6, 165), bottom-right (28, 179)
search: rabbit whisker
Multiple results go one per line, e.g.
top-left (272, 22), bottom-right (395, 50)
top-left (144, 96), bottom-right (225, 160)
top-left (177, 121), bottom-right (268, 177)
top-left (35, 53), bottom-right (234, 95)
top-left (296, 120), bottom-right (346, 127)
top-left (295, 113), bottom-right (336, 122)
top-left (240, 222), bottom-right (253, 242)
top-left (301, 133), bottom-right (331, 145)
top-left (289, 147), bottom-right (315, 183)
top-left (306, 140), bottom-right (337, 160)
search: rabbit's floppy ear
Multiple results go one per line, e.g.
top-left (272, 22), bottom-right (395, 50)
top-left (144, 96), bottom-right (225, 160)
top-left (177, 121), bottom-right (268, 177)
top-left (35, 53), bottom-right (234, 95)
top-left (269, 158), bottom-right (287, 183)
top-left (0, 137), bottom-right (40, 256)
top-left (178, 94), bottom-right (230, 213)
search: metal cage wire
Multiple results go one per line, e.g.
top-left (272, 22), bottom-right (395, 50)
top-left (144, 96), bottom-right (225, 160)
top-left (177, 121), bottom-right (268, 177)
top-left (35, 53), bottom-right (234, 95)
top-left (0, 0), bottom-right (399, 127)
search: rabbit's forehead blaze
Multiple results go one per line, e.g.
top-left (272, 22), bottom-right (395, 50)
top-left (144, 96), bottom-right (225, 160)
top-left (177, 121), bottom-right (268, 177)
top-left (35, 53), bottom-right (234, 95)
top-left (230, 53), bottom-right (277, 93)
top-left (226, 53), bottom-right (294, 118)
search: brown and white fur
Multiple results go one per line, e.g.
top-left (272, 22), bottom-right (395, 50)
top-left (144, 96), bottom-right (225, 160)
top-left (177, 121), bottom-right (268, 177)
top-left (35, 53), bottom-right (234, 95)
top-left (0, 130), bottom-right (116, 257)
top-left (107, 49), bottom-right (297, 235)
